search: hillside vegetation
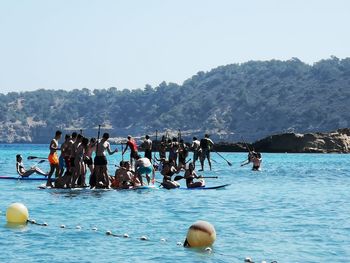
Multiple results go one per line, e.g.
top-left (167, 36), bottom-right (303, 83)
top-left (1, 57), bottom-right (349, 143)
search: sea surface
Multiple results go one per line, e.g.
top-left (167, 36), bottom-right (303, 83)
top-left (0, 144), bottom-right (349, 263)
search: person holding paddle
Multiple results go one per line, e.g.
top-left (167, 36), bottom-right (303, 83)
top-left (16, 155), bottom-right (47, 177)
top-left (184, 163), bottom-right (205, 188)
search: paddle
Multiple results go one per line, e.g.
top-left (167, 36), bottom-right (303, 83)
top-left (240, 136), bottom-right (254, 165)
top-left (141, 174), bottom-right (163, 185)
top-left (214, 151), bottom-right (233, 166)
top-left (241, 136), bottom-right (253, 153)
top-left (174, 175), bottom-right (218, 181)
top-left (121, 143), bottom-right (124, 162)
top-left (33, 159), bottom-right (46, 166)
top-left (27, 156), bottom-right (47, 160)
top-left (153, 129), bottom-right (158, 162)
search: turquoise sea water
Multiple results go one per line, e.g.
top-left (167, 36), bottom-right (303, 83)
top-left (0, 144), bottom-right (349, 263)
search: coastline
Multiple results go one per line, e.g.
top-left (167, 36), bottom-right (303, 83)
top-left (2, 128), bottom-right (349, 153)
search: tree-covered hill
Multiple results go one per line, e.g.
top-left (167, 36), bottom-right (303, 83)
top-left (1, 57), bottom-right (349, 143)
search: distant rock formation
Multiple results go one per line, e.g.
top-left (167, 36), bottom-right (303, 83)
top-left (252, 128), bottom-right (350, 153)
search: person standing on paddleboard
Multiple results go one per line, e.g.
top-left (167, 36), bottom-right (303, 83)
top-left (178, 139), bottom-right (189, 168)
top-left (191, 137), bottom-right (201, 169)
top-left (123, 135), bottom-right (139, 170)
top-left (199, 134), bottom-right (214, 171)
top-left (142, 135), bottom-right (152, 162)
top-left (94, 132), bottom-right (118, 188)
top-left (169, 137), bottom-right (179, 167)
top-left (58, 134), bottom-right (70, 177)
top-left (159, 135), bottom-right (167, 159)
top-left (47, 130), bottom-right (62, 187)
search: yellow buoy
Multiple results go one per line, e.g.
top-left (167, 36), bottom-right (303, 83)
top-left (6, 203), bottom-right (29, 224)
top-left (184, 220), bottom-right (216, 247)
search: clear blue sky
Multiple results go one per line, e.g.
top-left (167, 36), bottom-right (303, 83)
top-left (0, 0), bottom-right (349, 93)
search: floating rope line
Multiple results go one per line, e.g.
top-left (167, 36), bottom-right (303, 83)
top-left (14, 216), bottom-right (277, 262)
top-left (26, 218), bottom-right (185, 246)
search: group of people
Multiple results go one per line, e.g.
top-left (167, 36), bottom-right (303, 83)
top-left (42, 131), bottom-right (157, 189)
top-left (15, 130), bottom-right (262, 189)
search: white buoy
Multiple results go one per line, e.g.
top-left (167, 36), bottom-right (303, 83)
top-left (140, 236), bottom-right (148, 241)
top-left (176, 242), bottom-right (183, 246)
top-left (106, 231), bottom-right (112, 235)
top-left (205, 247), bottom-right (212, 253)
top-left (76, 225), bottom-right (81, 230)
top-left (60, 225), bottom-right (66, 228)
top-left (160, 238), bottom-right (166, 242)
top-left (6, 203), bottom-right (29, 224)
top-left (185, 220), bottom-right (216, 248)
top-left (123, 233), bottom-right (129, 238)
top-left (92, 227), bottom-right (98, 231)
top-left (42, 222), bottom-right (48, 226)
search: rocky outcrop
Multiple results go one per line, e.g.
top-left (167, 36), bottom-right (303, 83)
top-left (252, 128), bottom-right (350, 153)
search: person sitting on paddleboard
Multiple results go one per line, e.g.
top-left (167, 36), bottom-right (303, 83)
top-left (16, 154), bottom-right (48, 177)
top-left (135, 155), bottom-right (155, 186)
top-left (184, 163), bottom-right (205, 188)
top-left (160, 159), bottom-right (180, 189)
top-left (112, 161), bottom-right (140, 189)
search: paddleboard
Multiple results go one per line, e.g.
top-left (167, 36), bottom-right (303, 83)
top-left (179, 184), bottom-right (231, 190)
top-left (0, 176), bottom-right (51, 181)
top-left (38, 184), bottom-right (89, 190)
top-left (132, 185), bottom-right (158, 190)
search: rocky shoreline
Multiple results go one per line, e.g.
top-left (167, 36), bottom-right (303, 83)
top-left (213, 128), bottom-right (350, 153)
top-left (194, 128), bottom-right (350, 153)
top-left (1, 128), bottom-right (349, 153)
